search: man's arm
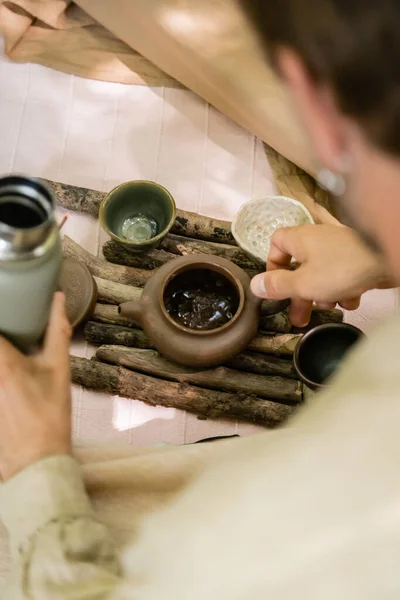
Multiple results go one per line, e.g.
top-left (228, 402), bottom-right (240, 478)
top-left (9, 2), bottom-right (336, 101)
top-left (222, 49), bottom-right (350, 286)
top-left (0, 457), bottom-right (120, 599)
top-left (0, 294), bottom-right (121, 598)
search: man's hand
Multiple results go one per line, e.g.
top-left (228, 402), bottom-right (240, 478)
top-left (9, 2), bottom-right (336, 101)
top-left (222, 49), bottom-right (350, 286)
top-left (0, 292), bottom-right (72, 481)
top-left (251, 224), bottom-right (392, 327)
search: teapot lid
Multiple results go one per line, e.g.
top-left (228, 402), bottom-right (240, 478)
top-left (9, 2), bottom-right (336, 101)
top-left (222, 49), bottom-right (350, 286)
top-left (58, 258), bottom-right (97, 328)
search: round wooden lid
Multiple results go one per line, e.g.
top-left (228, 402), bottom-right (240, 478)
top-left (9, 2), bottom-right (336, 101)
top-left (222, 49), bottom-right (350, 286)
top-left (59, 258), bottom-right (97, 328)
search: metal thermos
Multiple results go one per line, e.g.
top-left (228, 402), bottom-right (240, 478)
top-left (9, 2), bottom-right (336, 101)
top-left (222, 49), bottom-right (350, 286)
top-left (0, 175), bottom-right (61, 352)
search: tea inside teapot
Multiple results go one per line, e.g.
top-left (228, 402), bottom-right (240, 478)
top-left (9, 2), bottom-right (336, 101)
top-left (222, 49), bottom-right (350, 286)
top-left (164, 268), bottom-right (240, 331)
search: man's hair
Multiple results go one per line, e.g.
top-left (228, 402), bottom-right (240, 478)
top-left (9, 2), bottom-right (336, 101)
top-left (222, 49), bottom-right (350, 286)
top-left (240, 0), bottom-right (400, 155)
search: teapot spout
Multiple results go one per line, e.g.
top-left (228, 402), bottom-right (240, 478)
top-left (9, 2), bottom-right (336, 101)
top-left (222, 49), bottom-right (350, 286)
top-left (118, 301), bottom-right (142, 323)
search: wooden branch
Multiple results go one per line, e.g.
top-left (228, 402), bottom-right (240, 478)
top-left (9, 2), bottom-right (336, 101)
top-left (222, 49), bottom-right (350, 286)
top-left (45, 178), bottom-right (235, 244)
top-left (93, 289), bottom-right (339, 332)
top-left (70, 356), bottom-right (294, 427)
top-left (93, 303), bottom-right (140, 327)
top-left (92, 300), bottom-right (293, 333)
top-left (93, 281), bottom-right (141, 306)
top-left (293, 307), bottom-right (343, 332)
top-left (102, 237), bottom-right (259, 278)
top-left (260, 299), bottom-right (290, 317)
top-left (226, 351), bottom-right (297, 379)
top-left (63, 235), bottom-right (151, 288)
top-left (92, 300), bottom-right (339, 344)
top-left (103, 241), bottom-right (174, 270)
top-left (249, 332), bottom-right (301, 356)
top-left (45, 179), bottom-right (104, 218)
top-left (160, 233), bottom-right (261, 271)
top-left (260, 307), bottom-right (343, 333)
top-left (172, 212), bottom-right (234, 245)
top-left (260, 312), bottom-right (292, 333)
top-left (96, 346), bottom-right (302, 404)
top-left (85, 322), bottom-right (152, 349)
top-left (99, 242), bottom-right (342, 330)
top-left (102, 238), bottom-right (286, 316)
top-left (84, 321), bottom-right (301, 357)
top-left (90, 308), bottom-right (298, 378)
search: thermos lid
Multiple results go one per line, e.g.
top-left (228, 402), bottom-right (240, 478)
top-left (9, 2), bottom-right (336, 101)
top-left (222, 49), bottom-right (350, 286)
top-left (58, 259), bottom-right (97, 328)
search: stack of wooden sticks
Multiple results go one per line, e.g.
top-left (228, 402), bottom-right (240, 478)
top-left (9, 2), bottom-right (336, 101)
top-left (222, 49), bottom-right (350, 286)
top-left (48, 179), bottom-right (343, 428)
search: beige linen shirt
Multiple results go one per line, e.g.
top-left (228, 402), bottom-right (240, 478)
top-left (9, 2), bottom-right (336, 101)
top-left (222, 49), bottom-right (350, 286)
top-left (1, 317), bottom-right (400, 599)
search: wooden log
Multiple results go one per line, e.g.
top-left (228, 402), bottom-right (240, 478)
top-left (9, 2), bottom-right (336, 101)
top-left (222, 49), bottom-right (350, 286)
top-left (84, 321), bottom-right (301, 358)
top-left (260, 312), bottom-right (292, 333)
top-left (93, 281), bottom-right (141, 306)
top-left (249, 333), bottom-right (301, 356)
top-left (101, 239), bottom-right (287, 317)
top-left (226, 351), bottom-right (297, 379)
top-left (92, 299), bottom-right (339, 340)
top-left (93, 300), bottom-right (294, 332)
top-left (70, 356), bottom-right (294, 427)
top-left (85, 322), bottom-right (152, 349)
top-left (260, 299), bottom-right (291, 317)
top-left (293, 307), bottom-right (343, 332)
top-left (260, 307), bottom-right (343, 333)
top-left (90, 308), bottom-right (298, 379)
top-left (102, 237), bottom-right (259, 278)
top-left (172, 211), bottom-right (235, 245)
top-left (45, 179), bottom-right (104, 218)
top-left (93, 303), bottom-right (141, 328)
top-left (86, 238), bottom-right (341, 329)
top-left (103, 241), bottom-right (174, 270)
top-left (63, 235), bottom-right (151, 288)
top-left (91, 297), bottom-right (339, 341)
top-left (96, 346), bottom-right (303, 404)
top-left (44, 178), bottom-right (235, 244)
top-left (160, 233), bottom-right (260, 271)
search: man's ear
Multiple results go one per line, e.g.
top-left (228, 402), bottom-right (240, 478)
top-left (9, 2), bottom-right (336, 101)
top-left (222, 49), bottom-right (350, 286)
top-left (277, 47), bottom-right (347, 171)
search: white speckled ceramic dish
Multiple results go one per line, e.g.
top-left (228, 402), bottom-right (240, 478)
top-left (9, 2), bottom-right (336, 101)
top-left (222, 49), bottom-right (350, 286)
top-left (232, 195), bottom-right (314, 265)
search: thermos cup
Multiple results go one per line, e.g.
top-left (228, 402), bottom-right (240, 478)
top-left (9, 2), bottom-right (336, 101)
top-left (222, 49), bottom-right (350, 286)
top-left (0, 175), bottom-right (61, 352)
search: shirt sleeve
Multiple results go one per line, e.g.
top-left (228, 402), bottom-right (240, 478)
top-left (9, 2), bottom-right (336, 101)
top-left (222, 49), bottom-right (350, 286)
top-left (0, 455), bottom-right (121, 599)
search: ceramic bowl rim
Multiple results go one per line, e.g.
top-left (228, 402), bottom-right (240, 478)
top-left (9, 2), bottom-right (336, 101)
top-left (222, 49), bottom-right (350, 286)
top-left (160, 260), bottom-right (245, 336)
top-left (293, 322), bottom-right (364, 389)
top-left (231, 195), bottom-right (315, 263)
top-left (99, 180), bottom-right (177, 247)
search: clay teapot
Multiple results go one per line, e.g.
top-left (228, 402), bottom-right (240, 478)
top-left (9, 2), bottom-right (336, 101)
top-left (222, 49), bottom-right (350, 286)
top-left (119, 254), bottom-right (261, 368)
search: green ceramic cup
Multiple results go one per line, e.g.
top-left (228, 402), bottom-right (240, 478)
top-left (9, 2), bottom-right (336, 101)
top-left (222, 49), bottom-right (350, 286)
top-left (100, 180), bottom-right (176, 253)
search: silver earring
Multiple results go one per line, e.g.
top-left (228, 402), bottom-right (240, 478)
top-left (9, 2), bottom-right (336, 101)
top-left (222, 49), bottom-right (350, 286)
top-left (317, 168), bottom-right (346, 197)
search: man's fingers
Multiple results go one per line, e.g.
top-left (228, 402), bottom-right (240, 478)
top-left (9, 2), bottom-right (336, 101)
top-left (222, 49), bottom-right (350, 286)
top-left (0, 336), bottom-right (23, 383)
top-left (289, 299), bottom-right (313, 328)
top-left (42, 292), bottom-right (72, 366)
top-left (0, 335), bottom-right (21, 361)
top-left (250, 267), bottom-right (313, 326)
top-left (267, 237), bottom-right (292, 272)
top-left (339, 297), bottom-right (361, 311)
top-left (267, 227), bottom-right (304, 272)
top-left (251, 268), bottom-right (302, 300)
top-left (315, 301), bottom-right (337, 310)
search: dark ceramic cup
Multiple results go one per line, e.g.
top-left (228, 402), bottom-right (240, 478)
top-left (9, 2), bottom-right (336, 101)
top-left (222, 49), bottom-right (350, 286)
top-left (100, 180), bottom-right (176, 253)
top-left (294, 323), bottom-right (364, 390)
